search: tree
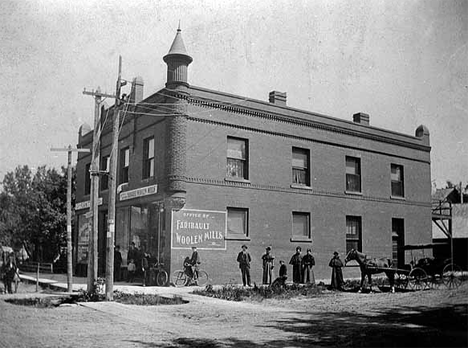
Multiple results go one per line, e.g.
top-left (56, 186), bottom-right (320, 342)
top-left (0, 165), bottom-right (74, 263)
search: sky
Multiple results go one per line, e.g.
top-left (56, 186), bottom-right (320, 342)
top-left (1, 0), bottom-right (467, 189)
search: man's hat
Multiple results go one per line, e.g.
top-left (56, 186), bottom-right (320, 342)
top-left (266, 246), bottom-right (272, 251)
top-left (334, 251), bottom-right (339, 255)
top-left (241, 245), bottom-right (248, 249)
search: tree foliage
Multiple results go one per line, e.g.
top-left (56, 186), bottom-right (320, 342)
top-left (0, 165), bottom-right (75, 262)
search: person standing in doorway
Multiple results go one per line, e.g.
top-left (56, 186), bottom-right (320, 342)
top-left (262, 246), bottom-right (275, 285)
top-left (289, 246), bottom-right (303, 284)
top-left (236, 245), bottom-right (252, 287)
top-left (127, 242), bottom-right (138, 265)
top-left (302, 248), bottom-right (316, 285)
top-left (329, 251), bottom-right (344, 290)
top-left (114, 245), bottom-right (122, 282)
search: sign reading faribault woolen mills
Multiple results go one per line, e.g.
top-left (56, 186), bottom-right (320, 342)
top-left (171, 209), bottom-right (226, 250)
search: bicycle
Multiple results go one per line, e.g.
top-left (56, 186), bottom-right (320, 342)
top-left (172, 267), bottom-right (209, 287)
top-left (149, 262), bottom-right (169, 286)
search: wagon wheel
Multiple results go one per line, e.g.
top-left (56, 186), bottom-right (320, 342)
top-left (408, 267), bottom-right (428, 291)
top-left (443, 263), bottom-right (462, 289)
top-left (429, 273), bottom-right (442, 289)
top-left (396, 272), bottom-right (409, 290)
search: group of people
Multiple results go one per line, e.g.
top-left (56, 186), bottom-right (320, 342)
top-left (1, 253), bottom-right (20, 294)
top-left (113, 242), bottom-right (154, 285)
top-left (236, 245), bottom-right (344, 290)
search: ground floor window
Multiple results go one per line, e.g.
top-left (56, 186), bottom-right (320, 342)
top-left (346, 216), bottom-right (362, 252)
top-left (292, 212), bottom-right (310, 240)
top-left (116, 204), bottom-right (162, 266)
top-left (227, 207), bottom-right (249, 239)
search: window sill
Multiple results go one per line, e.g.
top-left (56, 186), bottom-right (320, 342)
top-left (141, 177), bottom-right (155, 183)
top-left (390, 195), bottom-right (406, 201)
top-left (225, 236), bottom-right (251, 241)
top-left (290, 184), bottom-right (312, 190)
top-left (290, 238), bottom-right (312, 243)
top-left (225, 178), bottom-right (251, 184)
top-left (345, 191), bottom-right (362, 196)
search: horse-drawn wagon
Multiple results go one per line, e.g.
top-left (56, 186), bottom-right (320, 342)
top-left (344, 245), bottom-right (464, 293)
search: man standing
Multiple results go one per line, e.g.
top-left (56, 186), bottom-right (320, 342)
top-left (329, 251), bottom-right (344, 290)
top-left (289, 246), bottom-right (303, 284)
top-left (189, 246), bottom-right (201, 283)
top-left (262, 246), bottom-right (275, 285)
top-left (114, 245), bottom-right (122, 282)
top-left (302, 248), bottom-right (316, 285)
top-left (236, 245), bottom-right (252, 287)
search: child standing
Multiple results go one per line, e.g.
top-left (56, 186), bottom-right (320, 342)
top-left (127, 259), bottom-right (136, 283)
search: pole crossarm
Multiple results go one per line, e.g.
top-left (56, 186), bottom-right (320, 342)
top-left (83, 89), bottom-right (116, 99)
top-left (51, 147), bottom-right (91, 153)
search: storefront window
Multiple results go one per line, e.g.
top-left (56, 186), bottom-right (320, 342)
top-left (77, 214), bottom-right (90, 264)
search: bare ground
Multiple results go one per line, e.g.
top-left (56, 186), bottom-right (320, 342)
top-left (0, 282), bottom-right (467, 348)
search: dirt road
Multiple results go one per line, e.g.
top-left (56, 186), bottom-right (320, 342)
top-left (0, 282), bottom-right (467, 347)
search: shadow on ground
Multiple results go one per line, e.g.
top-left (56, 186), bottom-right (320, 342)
top-left (126, 303), bottom-right (467, 348)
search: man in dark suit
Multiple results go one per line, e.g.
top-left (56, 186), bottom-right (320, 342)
top-left (237, 245), bottom-right (252, 287)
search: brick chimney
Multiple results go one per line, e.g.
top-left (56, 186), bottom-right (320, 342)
top-left (269, 91), bottom-right (287, 106)
top-left (353, 112), bottom-right (370, 125)
top-left (129, 76), bottom-right (144, 104)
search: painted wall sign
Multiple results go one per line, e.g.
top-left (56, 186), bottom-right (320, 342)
top-left (76, 197), bottom-right (103, 211)
top-left (119, 185), bottom-right (158, 201)
top-left (171, 209), bottom-right (226, 250)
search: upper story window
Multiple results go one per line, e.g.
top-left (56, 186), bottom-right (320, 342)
top-left (346, 216), bottom-right (362, 253)
top-left (84, 163), bottom-right (91, 195)
top-left (391, 164), bottom-right (404, 197)
top-left (119, 147), bottom-right (130, 184)
top-left (100, 156), bottom-right (110, 191)
top-left (227, 207), bottom-right (249, 239)
top-left (142, 137), bottom-right (155, 179)
top-left (346, 156), bottom-right (361, 193)
top-left (292, 212), bottom-right (311, 240)
top-left (227, 137), bottom-right (248, 180)
top-left (292, 147), bottom-right (310, 186)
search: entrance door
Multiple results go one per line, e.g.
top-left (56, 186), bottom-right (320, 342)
top-left (392, 218), bottom-right (405, 268)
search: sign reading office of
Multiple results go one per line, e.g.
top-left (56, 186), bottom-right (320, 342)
top-left (171, 209), bottom-right (226, 250)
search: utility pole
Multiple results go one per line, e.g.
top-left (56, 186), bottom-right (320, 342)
top-left (106, 55), bottom-right (126, 301)
top-left (51, 145), bottom-right (90, 293)
top-left (83, 87), bottom-right (115, 292)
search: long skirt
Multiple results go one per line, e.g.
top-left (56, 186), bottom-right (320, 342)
top-left (262, 264), bottom-right (273, 285)
top-left (302, 265), bottom-right (315, 285)
top-left (292, 264), bottom-right (302, 283)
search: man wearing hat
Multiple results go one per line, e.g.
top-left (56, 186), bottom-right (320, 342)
top-left (329, 251), bottom-right (344, 290)
top-left (237, 245), bottom-right (252, 287)
top-left (262, 246), bottom-right (275, 285)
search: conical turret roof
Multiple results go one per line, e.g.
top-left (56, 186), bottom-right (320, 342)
top-left (164, 27), bottom-right (193, 63)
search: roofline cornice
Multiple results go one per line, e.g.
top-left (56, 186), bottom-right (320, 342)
top-left (183, 87), bottom-right (431, 153)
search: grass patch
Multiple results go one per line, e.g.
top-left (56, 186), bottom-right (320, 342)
top-left (113, 291), bottom-right (187, 306)
top-left (193, 283), bottom-right (325, 302)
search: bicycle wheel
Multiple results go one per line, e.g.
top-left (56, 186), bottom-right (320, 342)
top-left (172, 270), bottom-right (188, 287)
top-left (157, 270), bottom-right (169, 286)
top-left (195, 270), bottom-right (209, 286)
top-left (443, 264), bottom-right (462, 289)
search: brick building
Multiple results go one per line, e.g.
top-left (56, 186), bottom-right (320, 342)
top-left (75, 28), bottom-right (433, 284)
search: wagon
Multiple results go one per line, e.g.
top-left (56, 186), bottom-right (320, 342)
top-left (396, 243), bottom-right (465, 290)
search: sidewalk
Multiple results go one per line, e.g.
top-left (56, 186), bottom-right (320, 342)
top-left (18, 271), bottom-right (210, 297)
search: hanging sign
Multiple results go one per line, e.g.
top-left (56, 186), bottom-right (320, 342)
top-left (119, 185), bottom-right (158, 201)
top-left (171, 209), bottom-right (226, 250)
top-left (76, 197), bottom-right (103, 210)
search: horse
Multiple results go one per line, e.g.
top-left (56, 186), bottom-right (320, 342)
top-left (345, 249), bottom-right (396, 293)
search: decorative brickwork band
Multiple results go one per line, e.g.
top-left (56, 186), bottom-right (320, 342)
top-left (165, 105), bottom-right (187, 194)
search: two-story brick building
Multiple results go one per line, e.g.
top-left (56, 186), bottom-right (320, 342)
top-left (74, 28), bottom-right (432, 284)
